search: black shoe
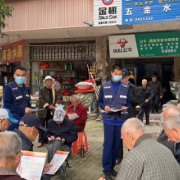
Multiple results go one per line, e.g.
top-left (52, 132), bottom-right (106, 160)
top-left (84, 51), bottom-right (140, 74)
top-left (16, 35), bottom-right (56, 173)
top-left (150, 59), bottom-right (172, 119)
top-left (151, 110), bottom-right (154, 113)
top-left (104, 172), bottom-right (113, 180)
top-left (111, 169), bottom-right (118, 177)
top-left (146, 123), bottom-right (149, 125)
top-left (58, 166), bottom-right (66, 180)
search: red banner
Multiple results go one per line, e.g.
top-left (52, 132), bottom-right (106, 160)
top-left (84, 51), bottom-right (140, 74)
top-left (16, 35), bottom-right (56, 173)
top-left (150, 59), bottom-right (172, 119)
top-left (1, 40), bottom-right (24, 64)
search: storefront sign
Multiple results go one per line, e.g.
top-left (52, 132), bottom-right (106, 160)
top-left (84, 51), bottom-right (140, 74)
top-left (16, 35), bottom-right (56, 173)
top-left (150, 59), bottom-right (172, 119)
top-left (109, 35), bottom-right (139, 58)
top-left (136, 32), bottom-right (180, 57)
top-left (94, 0), bottom-right (180, 26)
top-left (109, 32), bottom-right (180, 58)
top-left (122, 0), bottom-right (180, 25)
top-left (94, 0), bottom-right (122, 26)
top-left (1, 40), bottom-right (24, 64)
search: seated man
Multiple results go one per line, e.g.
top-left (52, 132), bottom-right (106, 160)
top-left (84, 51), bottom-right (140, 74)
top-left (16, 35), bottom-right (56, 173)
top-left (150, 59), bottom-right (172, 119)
top-left (46, 108), bottom-right (78, 178)
top-left (0, 108), bottom-right (18, 132)
top-left (164, 115), bottom-right (180, 166)
top-left (13, 114), bottom-right (52, 180)
top-left (116, 118), bottom-right (180, 180)
top-left (0, 131), bottom-right (26, 180)
top-left (65, 95), bottom-right (87, 132)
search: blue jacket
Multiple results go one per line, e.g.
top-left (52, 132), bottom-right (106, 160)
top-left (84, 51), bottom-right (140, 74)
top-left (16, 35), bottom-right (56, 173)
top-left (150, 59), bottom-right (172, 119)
top-left (3, 81), bottom-right (31, 119)
top-left (98, 80), bottom-right (131, 126)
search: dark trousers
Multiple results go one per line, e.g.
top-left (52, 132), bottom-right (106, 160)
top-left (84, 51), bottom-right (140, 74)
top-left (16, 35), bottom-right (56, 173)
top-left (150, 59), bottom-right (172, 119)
top-left (102, 123), bottom-right (121, 173)
top-left (38, 111), bottom-right (53, 143)
top-left (151, 96), bottom-right (160, 113)
top-left (116, 138), bottom-right (123, 162)
top-left (138, 105), bottom-right (150, 124)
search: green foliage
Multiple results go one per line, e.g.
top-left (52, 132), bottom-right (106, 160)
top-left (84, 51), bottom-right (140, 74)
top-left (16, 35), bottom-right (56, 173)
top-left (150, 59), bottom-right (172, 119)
top-left (0, 0), bottom-right (13, 29)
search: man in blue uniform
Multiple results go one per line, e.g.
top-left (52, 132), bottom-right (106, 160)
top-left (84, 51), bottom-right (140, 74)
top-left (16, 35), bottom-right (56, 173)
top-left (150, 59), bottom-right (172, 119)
top-left (3, 66), bottom-right (33, 131)
top-left (98, 64), bottom-right (131, 180)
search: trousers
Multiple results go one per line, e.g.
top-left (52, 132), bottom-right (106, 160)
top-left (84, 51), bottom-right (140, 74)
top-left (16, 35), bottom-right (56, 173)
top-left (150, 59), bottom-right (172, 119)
top-left (138, 105), bottom-right (150, 124)
top-left (38, 111), bottom-right (53, 143)
top-left (151, 96), bottom-right (160, 112)
top-left (102, 123), bottom-right (121, 173)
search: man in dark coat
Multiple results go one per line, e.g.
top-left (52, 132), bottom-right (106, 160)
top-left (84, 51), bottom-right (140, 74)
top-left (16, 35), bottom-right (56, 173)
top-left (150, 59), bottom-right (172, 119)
top-left (138, 79), bottom-right (153, 125)
top-left (148, 75), bottom-right (163, 113)
top-left (116, 69), bottom-right (143, 164)
top-left (38, 76), bottom-right (59, 148)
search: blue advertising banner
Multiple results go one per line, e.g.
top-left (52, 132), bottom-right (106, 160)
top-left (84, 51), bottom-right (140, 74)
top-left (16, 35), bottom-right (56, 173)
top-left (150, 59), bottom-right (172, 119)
top-left (122, 0), bottom-right (180, 24)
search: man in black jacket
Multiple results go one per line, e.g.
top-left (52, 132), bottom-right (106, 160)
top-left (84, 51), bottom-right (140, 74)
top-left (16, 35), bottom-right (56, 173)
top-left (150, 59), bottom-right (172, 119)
top-left (148, 75), bottom-right (163, 113)
top-left (138, 79), bottom-right (153, 125)
top-left (46, 108), bottom-right (78, 164)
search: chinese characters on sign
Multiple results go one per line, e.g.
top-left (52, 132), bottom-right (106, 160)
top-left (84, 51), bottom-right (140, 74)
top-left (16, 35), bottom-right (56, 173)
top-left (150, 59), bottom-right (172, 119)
top-left (94, 0), bottom-right (180, 26)
top-left (109, 35), bottom-right (139, 58)
top-left (136, 32), bottom-right (180, 57)
top-left (94, 0), bottom-right (122, 26)
top-left (1, 40), bottom-right (24, 64)
top-left (122, 0), bottom-right (180, 24)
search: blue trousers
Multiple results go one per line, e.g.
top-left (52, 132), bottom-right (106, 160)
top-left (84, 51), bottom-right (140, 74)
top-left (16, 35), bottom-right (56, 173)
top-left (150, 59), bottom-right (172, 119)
top-left (7, 116), bottom-right (22, 131)
top-left (102, 123), bottom-right (121, 173)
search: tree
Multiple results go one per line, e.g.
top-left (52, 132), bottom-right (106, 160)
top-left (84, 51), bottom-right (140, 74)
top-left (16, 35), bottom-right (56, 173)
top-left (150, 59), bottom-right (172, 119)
top-left (0, 0), bottom-right (13, 29)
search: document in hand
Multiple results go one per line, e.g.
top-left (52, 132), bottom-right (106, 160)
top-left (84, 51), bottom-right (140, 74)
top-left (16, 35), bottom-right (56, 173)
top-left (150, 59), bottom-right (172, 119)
top-left (110, 107), bottom-right (127, 112)
top-left (45, 151), bottom-right (69, 175)
top-left (32, 108), bottom-right (44, 112)
top-left (17, 151), bottom-right (47, 180)
top-left (67, 113), bottom-right (79, 120)
top-left (98, 178), bottom-right (105, 180)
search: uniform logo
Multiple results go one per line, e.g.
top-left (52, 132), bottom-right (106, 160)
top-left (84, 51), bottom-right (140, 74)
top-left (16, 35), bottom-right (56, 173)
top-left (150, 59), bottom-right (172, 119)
top-left (102, 0), bottom-right (114, 5)
top-left (117, 38), bottom-right (128, 48)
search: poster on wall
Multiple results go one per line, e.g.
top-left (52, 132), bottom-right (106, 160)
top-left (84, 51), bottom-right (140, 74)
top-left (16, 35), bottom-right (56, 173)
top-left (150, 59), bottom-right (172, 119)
top-left (109, 32), bottom-right (180, 58)
top-left (94, 0), bottom-right (180, 26)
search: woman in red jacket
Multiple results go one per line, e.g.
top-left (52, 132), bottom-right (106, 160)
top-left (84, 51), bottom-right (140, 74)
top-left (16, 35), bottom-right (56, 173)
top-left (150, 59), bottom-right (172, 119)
top-left (65, 95), bottom-right (87, 132)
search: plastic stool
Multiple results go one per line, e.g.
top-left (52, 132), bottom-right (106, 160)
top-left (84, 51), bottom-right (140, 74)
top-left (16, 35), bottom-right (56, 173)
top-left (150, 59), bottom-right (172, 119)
top-left (72, 131), bottom-right (89, 155)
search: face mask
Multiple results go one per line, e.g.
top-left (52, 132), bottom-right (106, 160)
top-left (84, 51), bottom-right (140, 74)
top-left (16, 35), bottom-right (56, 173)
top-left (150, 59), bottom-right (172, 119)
top-left (113, 76), bottom-right (122, 82)
top-left (16, 77), bottom-right (26, 85)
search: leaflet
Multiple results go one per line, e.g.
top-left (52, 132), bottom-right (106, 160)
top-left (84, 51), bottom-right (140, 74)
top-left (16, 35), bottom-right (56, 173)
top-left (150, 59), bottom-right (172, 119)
top-left (45, 151), bottom-right (69, 175)
top-left (110, 107), bottom-right (127, 112)
top-left (67, 113), bottom-right (79, 120)
top-left (98, 178), bottom-right (105, 180)
top-left (32, 108), bottom-right (44, 112)
top-left (17, 151), bottom-right (47, 180)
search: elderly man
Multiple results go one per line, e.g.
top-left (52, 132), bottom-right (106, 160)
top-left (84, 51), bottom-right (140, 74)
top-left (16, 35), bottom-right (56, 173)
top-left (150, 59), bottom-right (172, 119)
top-left (13, 114), bottom-right (53, 180)
top-left (0, 108), bottom-right (18, 132)
top-left (0, 131), bottom-right (25, 180)
top-left (164, 116), bottom-right (180, 165)
top-left (46, 107), bottom-right (78, 179)
top-left (138, 79), bottom-right (153, 125)
top-left (3, 66), bottom-right (33, 130)
top-left (148, 75), bottom-right (163, 113)
top-left (38, 75), bottom-right (59, 148)
top-left (116, 118), bottom-right (180, 180)
top-left (65, 95), bottom-right (87, 132)
top-left (157, 105), bottom-right (178, 154)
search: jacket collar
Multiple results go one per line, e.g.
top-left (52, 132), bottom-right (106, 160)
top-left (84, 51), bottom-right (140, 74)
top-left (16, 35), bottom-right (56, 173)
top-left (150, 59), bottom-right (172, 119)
top-left (14, 128), bottom-right (33, 150)
top-left (69, 102), bottom-right (82, 109)
top-left (134, 134), bottom-right (152, 148)
top-left (0, 167), bottom-right (18, 175)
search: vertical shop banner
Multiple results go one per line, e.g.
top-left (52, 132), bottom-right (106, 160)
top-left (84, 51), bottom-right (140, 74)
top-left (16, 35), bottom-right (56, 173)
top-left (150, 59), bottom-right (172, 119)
top-left (94, 0), bottom-right (122, 26)
top-left (1, 40), bottom-right (24, 64)
top-left (122, 0), bottom-right (180, 25)
top-left (136, 32), bottom-right (180, 57)
top-left (109, 35), bottom-right (139, 58)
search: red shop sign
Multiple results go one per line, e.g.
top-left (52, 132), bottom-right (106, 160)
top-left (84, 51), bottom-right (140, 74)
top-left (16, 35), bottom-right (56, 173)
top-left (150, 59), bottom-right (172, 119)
top-left (1, 40), bottom-right (24, 64)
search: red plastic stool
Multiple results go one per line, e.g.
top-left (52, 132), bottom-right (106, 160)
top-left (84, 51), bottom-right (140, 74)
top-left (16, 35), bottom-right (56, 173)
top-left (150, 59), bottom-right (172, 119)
top-left (72, 131), bottom-right (89, 155)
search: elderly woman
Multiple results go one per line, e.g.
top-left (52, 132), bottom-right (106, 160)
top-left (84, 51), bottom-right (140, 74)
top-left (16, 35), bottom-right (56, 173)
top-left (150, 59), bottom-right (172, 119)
top-left (38, 76), bottom-right (59, 148)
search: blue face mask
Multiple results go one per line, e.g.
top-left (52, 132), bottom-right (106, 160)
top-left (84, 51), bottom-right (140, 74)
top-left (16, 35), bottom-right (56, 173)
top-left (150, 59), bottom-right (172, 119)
top-left (113, 76), bottom-right (122, 82)
top-left (16, 77), bottom-right (26, 85)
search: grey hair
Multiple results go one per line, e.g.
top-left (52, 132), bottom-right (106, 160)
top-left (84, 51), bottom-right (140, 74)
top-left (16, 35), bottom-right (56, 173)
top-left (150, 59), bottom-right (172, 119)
top-left (0, 131), bottom-right (22, 160)
top-left (164, 116), bottom-right (180, 130)
top-left (122, 118), bottom-right (146, 135)
top-left (70, 94), bottom-right (80, 101)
